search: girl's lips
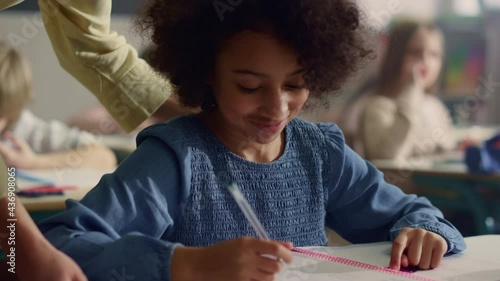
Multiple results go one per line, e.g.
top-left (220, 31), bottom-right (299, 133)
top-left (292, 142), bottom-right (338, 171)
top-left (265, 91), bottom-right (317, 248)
top-left (251, 120), bottom-right (284, 134)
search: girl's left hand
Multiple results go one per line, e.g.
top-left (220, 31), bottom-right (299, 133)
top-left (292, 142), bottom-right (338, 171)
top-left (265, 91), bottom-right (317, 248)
top-left (389, 227), bottom-right (448, 271)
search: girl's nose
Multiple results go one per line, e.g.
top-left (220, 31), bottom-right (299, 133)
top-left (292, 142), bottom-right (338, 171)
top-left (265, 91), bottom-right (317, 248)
top-left (263, 88), bottom-right (288, 117)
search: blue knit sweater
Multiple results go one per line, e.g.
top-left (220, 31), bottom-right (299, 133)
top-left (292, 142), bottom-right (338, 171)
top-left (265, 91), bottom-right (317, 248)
top-left (39, 116), bottom-right (465, 281)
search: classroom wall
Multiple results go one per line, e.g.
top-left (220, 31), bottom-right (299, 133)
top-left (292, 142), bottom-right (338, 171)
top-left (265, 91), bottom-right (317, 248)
top-left (485, 12), bottom-right (500, 124)
top-left (0, 11), bottom-right (147, 123)
top-left (359, 0), bottom-right (438, 29)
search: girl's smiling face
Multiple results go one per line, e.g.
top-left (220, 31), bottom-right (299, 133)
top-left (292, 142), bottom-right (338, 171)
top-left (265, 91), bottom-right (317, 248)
top-left (208, 30), bottom-right (309, 145)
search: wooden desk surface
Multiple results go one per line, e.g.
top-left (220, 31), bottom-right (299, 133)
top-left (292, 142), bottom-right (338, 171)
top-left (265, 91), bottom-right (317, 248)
top-left (20, 187), bottom-right (93, 211)
top-left (18, 168), bottom-right (112, 212)
top-left (371, 151), bottom-right (500, 181)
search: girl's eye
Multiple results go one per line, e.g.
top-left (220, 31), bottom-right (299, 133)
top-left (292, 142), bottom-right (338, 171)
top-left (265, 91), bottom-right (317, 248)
top-left (238, 85), bottom-right (261, 93)
top-left (286, 84), bottom-right (306, 90)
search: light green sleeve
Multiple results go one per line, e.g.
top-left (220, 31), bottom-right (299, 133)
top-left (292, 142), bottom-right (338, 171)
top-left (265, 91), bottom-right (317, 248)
top-left (38, 0), bottom-right (172, 133)
top-left (0, 0), bottom-right (24, 10)
top-left (0, 157), bottom-right (8, 198)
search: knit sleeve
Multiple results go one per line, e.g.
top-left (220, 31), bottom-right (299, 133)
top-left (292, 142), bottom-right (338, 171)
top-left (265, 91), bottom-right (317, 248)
top-left (38, 0), bottom-right (172, 133)
top-left (318, 123), bottom-right (466, 254)
top-left (38, 137), bottom-right (186, 281)
top-left (362, 87), bottom-right (424, 160)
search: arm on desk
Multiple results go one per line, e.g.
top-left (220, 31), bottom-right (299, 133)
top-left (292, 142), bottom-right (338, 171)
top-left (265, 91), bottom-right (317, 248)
top-left (38, 138), bottom-right (184, 281)
top-left (320, 123), bottom-right (466, 252)
top-left (0, 196), bottom-right (87, 281)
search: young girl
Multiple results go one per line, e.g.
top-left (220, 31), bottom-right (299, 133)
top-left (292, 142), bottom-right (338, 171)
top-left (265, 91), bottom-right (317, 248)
top-left (361, 21), bottom-right (456, 161)
top-left (39, 1), bottom-right (465, 281)
top-left (0, 43), bottom-right (116, 170)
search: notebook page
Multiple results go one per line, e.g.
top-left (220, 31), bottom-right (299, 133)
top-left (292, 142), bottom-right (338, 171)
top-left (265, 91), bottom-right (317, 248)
top-left (301, 237), bottom-right (500, 281)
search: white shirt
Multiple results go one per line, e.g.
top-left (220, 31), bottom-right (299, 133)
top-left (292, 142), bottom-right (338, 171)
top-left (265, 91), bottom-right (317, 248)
top-left (12, 110), bottom-right (98, 154)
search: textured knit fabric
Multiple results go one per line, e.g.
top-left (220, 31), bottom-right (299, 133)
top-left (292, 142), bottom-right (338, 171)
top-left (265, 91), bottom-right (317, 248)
top-left (39, 116), bottom-right (466, 281)
top-left (38, 0), bottom-right (171, 133)
top-left (362, 86), bottom-right (456, 161)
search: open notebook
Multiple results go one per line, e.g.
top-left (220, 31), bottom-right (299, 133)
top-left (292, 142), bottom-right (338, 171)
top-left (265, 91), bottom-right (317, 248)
top-left (277, 248), bottom-right (436, 281)
top-left (278, 238), bottom-right (500, 281)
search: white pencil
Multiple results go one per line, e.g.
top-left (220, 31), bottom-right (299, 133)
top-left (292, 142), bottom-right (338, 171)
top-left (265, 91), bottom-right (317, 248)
top-left (227, 182), bottom-right (270, 240)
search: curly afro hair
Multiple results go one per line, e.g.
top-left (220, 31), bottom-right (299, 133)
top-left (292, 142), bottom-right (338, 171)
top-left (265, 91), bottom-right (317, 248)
top-left (138, 0), bottom-right (372, 110)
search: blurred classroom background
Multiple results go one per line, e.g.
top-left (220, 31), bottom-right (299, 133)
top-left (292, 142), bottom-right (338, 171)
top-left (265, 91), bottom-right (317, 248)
top-left (2, 0), bottom-right (500, 239)
top-left (1, 0), bottom-right (499, 125)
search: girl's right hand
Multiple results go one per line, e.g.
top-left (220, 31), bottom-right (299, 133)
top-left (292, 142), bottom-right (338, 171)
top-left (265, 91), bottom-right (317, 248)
top-left (172, 237), bottom-right (293, 281)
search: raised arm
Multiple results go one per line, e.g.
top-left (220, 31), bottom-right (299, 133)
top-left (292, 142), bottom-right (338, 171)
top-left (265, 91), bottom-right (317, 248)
top-left (38, 0), bottom-right (180, 133)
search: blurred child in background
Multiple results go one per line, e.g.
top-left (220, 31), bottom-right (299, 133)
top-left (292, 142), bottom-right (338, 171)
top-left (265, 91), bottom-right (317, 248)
top-left (0, 42), bottom-right (116, 170)
top-left (360, 20), bottom-right (456, 161)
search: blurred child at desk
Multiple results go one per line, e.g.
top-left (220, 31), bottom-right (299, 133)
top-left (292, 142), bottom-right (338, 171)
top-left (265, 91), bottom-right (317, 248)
top-left (360, 20), bottom-right (457, 161)
top-left (39, 2), bottom-right (465, 281)
top-left (0, 43), bottom-right (116, 170)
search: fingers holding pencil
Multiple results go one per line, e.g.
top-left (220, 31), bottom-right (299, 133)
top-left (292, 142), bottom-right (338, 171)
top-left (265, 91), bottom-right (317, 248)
top-left (176, 237), bottom-right (292, 281)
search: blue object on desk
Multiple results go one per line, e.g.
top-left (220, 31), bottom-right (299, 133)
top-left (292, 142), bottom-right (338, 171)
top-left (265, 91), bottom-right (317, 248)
top-left (17, 170), bottom-right (55, 185)
top-left (17, 190), bottom-right (64, 197)
top-left (17, 185), bottom-right (75, 198)
top-left (465, 134), bottom-right (500, 174)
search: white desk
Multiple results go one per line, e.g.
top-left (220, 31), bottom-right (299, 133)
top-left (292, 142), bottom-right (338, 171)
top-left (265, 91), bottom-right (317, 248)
top-left (279, 235), bottom-right (500, 281)
top-left (372, 149), bottom-right (500, 235)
